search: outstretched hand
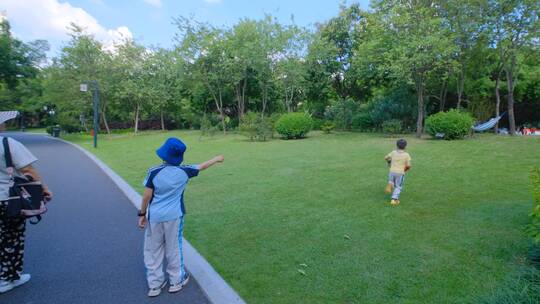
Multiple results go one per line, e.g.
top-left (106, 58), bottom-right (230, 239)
top-left (199, 155), bottom-right (225, 171)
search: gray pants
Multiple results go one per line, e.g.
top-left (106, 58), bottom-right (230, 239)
top-left (388, 172), bottom-right (405, 200)
top-left (144, 217), bottom-right (186, 289)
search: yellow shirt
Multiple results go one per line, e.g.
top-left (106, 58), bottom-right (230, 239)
top-left (385, 150), bottom-right (411, 174)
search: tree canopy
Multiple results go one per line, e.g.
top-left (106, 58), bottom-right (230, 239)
top-left (1, 1), bottom-right (539, 135)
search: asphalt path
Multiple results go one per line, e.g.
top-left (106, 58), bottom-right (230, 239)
top-left (0, 133), bottom-right (210, 304)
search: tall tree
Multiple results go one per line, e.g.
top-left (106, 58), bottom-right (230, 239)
top-left (317, 3), bottom-right (367, 100)
top-left (252, 16), bottom-right (286, 117)
top-left (227, 20), bottom-right (260, 120)
top-left (375, 0), bottom-right (456, 137)
top-left (490, 0), bottom-right (539, 135)
top-left (1, 18), bottom-right (48, 125)
top-left (440, 0), bottom-right (488, 108)
top-left (114, 40), bottom-right (148, 133)
top-left (175, 17), bottom-right (233, 133)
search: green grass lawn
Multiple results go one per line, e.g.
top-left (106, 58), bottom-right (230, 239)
top-left (66, 131), bottom-right (540, 303)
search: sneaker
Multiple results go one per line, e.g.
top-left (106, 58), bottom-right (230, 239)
top-left (0, 280), bottom-right (14, 294)
top-left (385, 183), bottom-right (393, 194)
top-left (13, 274), bottom-right (31, 288)
top-left (390, 199), bottom-right (399, 206)
top-left (148, 281), bottom-right (167, 297)
top-left (0, 274), bottom-right (30, 294)
top-left (169, 273), bottom-right (190, 293)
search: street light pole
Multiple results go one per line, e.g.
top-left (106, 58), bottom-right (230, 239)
top-left (91, 80), bottom-right (100, 148)
top-left (80, 81), bottom-right (100, 148)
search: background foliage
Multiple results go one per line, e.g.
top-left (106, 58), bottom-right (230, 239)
top-left (1, 1), bottom-right (539, 136)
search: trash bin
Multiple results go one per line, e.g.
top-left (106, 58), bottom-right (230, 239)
top-left (52, 126), bottom-right (61, 137)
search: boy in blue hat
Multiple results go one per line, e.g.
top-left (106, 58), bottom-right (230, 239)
top-left (137, 137), bottom-right (224, 297)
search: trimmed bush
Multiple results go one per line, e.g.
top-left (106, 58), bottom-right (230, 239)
top-left (425, 109), bottom-right (474, 140)
top-left (382, 119), bottom-right (402, 135)
top-left (239, 112), bottom-right (273, 141)
top-left (275, 112), bottom-right (313, 139)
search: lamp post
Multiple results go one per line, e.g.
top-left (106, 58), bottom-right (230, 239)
top-left (80, 81), bottom-right (100, 148)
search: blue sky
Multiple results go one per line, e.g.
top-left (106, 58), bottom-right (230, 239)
top-left (1, 0), bottom-right (370, 56)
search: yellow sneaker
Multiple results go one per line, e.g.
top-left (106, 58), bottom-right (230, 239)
top-left (390, 199), bottom-right (400, 206)
top-left (385, 183), bottom-right (393, 194)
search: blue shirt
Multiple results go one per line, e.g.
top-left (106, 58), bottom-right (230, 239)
top-left (143, 164), bottom-right (199, 223)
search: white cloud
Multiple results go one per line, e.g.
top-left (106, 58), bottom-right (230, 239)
top-left (1, 0), bottom-right (132, 51)
top-left (143, 0), bottom-right (162, 8)
top-left (204, 0), bottom-right (222, 4)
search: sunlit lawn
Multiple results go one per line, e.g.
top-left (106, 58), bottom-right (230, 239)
top-left (66, 130), bottom-right (540, 303)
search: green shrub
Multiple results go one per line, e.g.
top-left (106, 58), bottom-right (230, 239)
top-left (324, 99), bottom-right (358, 130)
top-left (200, 114), bottom-right (218, 137)
top-left (321, 122), bottom-right (335, 134)
top-left (352, 111), bottom-right (374, 131)
top-left (268, 113), bottom-right (282, 138)
top-left (369, 86), bottom-right (417, 130)
top-left (275, 112), bottom-right (313, 139)
top-left (527, 168), bottom-right (540, 245)
top-left (529, 245), bottom-right (540, 269)
top-left (382, 119), bottom-right (403, 135)
top-left (425, 109), bottom-right (474, 140)
top-left (239, 112), bottom-right (273, 141)
top-left (53, 112), bottom-right (83, 133)
top-left (312, 118), bottom-right (325, 130)
top-left (62, 124), bottom-right (82, 133)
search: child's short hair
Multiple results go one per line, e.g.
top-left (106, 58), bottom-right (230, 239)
top-left (397, 139), bottom-right (407, 149)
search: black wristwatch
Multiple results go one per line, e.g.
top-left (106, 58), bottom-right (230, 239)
top-left (137, 210), bottom-right (146, 217)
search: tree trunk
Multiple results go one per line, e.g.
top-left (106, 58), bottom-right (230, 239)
top-left (134, 103), bottom-right (140, 134)
top-left (101, 111), bottom-right (110, 135)
top-left (160, 111), bottom-right (165, 131)
top-left (456, 69), bottom-right (464, 109)
top-left (82, 114), bottom-right (88, 132)
top-left (505, 56), bottom-right (517, 136)
top-left (218, 90), bottom-right (226, 135)
top-left (261, 86), bottom-right (268, 118)
top-left (242, 78), bottom-right (247, 115)
top-left (494, 77), bottom-right (501, 134)
top-left (285, 88), bottom-right (293, 112)
top-left (439, 78), bottom-right (448, 112)
top-left (414, 73), bottom-right (425, 138)
top-left (202, 72), bottom-right (226, 134)
top-left (284, 89), bottom-right (289, 112)
top-left (100, 96), bottom-right (110, 134)
top-left (416, 91), bottom-right (424, 138)
top-left (236, 79), bottom-right (246, 120)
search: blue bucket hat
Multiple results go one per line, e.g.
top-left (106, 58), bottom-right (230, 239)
top-left (156, 137), bottom-right (186, 166)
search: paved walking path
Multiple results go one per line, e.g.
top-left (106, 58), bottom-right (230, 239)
top-left (0, 133), bottom-right (210, 304)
